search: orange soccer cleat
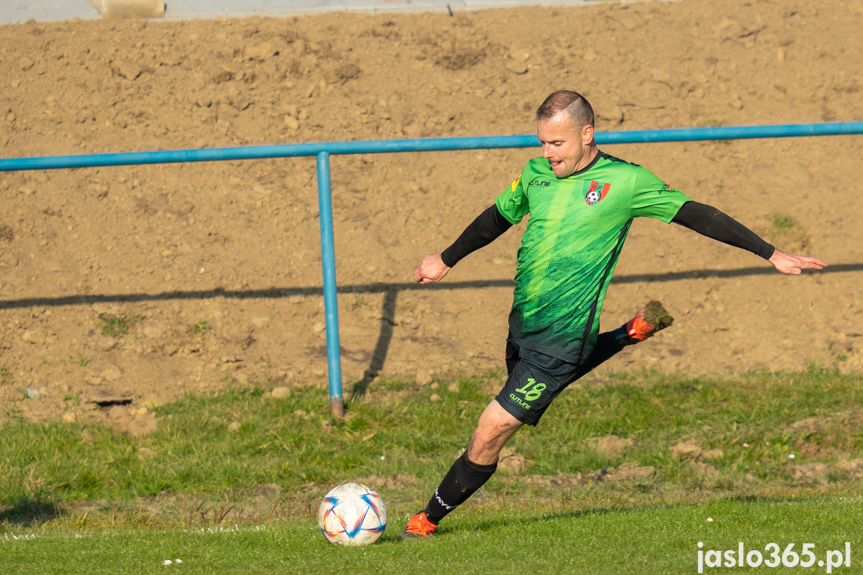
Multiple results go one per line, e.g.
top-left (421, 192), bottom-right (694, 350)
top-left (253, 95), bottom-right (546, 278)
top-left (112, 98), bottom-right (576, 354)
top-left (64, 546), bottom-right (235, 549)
top-left (400, 511), bottom-right (438, 539)
top-left (625, 300), bottom-right (674, 342)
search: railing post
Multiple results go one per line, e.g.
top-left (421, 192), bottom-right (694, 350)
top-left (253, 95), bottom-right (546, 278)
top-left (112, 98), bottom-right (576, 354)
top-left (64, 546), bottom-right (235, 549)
top-left (316, 151), bottom-right (344, 417)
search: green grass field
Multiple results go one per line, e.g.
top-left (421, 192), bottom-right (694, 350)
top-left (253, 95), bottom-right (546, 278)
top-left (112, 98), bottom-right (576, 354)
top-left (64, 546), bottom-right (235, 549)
top-left (2, 369), bottom-right (863, 573)
top-left (4, 498), bottom-right (862, 574)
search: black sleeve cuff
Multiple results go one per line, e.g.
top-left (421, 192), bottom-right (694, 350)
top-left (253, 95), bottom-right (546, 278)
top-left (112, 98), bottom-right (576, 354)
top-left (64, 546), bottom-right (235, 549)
top-left (441, 250), bottom-right (458, 268)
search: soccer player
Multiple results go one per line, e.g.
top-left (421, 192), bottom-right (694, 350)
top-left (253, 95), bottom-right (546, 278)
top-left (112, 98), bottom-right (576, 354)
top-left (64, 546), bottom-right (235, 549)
top-left (401, 90), bottom-right (826, 539)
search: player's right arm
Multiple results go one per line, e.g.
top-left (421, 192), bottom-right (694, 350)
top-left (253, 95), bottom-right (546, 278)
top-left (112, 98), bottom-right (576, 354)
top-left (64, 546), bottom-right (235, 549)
top-left (412, 205), bottom-right (513, 284)
top-left (413, 252), bottom-right (451, 284)
top-left (413, 172), bottom-right (527, 284)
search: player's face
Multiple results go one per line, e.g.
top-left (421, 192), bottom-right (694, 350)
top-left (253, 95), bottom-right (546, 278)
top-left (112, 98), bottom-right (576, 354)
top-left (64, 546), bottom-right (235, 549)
top-left (537, 113), bottom-right (594, 178)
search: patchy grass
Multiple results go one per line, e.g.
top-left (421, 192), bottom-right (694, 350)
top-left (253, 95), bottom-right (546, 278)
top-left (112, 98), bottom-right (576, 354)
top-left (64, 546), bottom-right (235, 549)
top-left (187, 319), bottom-right (212, 336)
top-left (0, 365), bottom-right (14, 385)
top-left (767, 212), bottom-right (810, 250)
top-left (693, 116), bottom-right (724, 128)
top-left (97, 313), bottom-right (143, 338)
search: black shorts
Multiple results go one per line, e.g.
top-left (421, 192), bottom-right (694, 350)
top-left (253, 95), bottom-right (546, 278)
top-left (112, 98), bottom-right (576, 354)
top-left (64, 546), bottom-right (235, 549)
top-left (494, 340), bottom-right (584, 427)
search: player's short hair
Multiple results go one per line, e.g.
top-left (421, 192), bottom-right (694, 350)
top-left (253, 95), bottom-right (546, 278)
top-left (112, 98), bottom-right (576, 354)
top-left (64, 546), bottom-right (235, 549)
top-left (536, 91), bottom-right (595, 129)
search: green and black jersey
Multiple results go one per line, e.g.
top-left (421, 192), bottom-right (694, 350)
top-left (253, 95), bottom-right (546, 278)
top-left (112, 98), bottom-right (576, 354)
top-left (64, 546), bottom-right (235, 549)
top-left (495, 151), bottom-right (690, 363)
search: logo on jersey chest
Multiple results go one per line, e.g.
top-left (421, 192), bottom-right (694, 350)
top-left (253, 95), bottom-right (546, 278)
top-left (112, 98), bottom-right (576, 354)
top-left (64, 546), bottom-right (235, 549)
top-left (583, 180), bottom-right (611, 205)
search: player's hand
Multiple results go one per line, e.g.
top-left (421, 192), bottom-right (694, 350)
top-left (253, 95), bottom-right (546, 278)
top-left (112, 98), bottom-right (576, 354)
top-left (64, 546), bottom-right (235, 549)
top-left (768, 248), bottom-right (827, 275)
top-left (413, 253), bottom-right (450, 284)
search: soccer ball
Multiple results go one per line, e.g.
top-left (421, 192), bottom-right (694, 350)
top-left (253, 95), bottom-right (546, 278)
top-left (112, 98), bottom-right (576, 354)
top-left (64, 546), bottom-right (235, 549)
top-left (318, 482), bottom-right (387, 546)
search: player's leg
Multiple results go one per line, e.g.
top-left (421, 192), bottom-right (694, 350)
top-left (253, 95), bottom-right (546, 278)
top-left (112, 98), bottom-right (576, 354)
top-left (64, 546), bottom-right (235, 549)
top-left (401, 303), bottom-right (674, 539)
top-left (466, 338), bottom-right (526, 466)
top-left (466, 400), bottom-right (523, 464)
top-left (576, 300), bottom-right (675, 378)
top-left (400, 401), bottom-right (520, 539)
top-left (402, 345), bottom-right (573, 539)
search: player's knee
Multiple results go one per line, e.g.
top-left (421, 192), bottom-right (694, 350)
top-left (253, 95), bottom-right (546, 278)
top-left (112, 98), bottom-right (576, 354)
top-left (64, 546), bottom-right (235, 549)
top-left (469, 424), bottom-right (516, 460)
top-left (467, 437), bottom-right (504, 465)
top-left (474, 419), bottom-right (511, 446)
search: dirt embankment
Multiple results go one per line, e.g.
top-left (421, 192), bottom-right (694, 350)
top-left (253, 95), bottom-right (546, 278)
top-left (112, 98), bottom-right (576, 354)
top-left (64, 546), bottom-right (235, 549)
top-left (1, 0), bottom-right (862, 430)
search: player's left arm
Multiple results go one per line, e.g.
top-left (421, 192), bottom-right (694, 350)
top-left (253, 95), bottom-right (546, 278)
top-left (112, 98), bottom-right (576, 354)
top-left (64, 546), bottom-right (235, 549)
top-left (671, 201), bottom-right (827, 275)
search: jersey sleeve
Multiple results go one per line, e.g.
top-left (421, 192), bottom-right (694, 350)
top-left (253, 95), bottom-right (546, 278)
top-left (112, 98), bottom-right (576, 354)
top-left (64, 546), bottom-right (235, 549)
top-left (629, 167), bottom-right (691, 223)
top-left (495, 171), bottom-right (529, 225)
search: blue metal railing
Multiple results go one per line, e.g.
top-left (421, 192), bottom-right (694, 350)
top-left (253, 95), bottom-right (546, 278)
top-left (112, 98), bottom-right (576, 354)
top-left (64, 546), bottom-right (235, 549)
top-left (2, 121), bottom-right (862, 415)
top-left (2, 122), bottom-right (862, 172)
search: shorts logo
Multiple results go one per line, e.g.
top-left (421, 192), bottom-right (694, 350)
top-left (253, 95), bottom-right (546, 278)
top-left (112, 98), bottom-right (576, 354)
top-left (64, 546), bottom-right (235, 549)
top-left (510, 377), bottom-right (546, 409)
top-left (584, 180), bottom-right (611, 205)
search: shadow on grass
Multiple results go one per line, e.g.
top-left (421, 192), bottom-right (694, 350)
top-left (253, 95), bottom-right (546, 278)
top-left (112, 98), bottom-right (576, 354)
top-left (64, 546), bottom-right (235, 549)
top-left (0, 496), bottom-right (60, 527)
top-left (443, 494), bottom-right (816, 536)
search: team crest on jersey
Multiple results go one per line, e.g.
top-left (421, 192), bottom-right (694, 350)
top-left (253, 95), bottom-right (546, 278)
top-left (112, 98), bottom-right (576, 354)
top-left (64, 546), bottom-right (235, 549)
top-left (583, 180), bottom-right (611, 205)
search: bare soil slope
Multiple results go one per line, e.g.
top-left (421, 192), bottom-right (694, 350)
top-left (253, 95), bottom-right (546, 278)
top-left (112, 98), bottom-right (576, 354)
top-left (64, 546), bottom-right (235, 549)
top-left (1, 0), bottom-right (862, 428)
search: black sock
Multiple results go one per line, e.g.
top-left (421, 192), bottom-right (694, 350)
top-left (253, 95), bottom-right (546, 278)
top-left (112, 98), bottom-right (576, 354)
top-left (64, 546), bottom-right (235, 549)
top-left (424, 453), bottom-right (497, 524)
top-left (610, 325), bottom-right (633, 346)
